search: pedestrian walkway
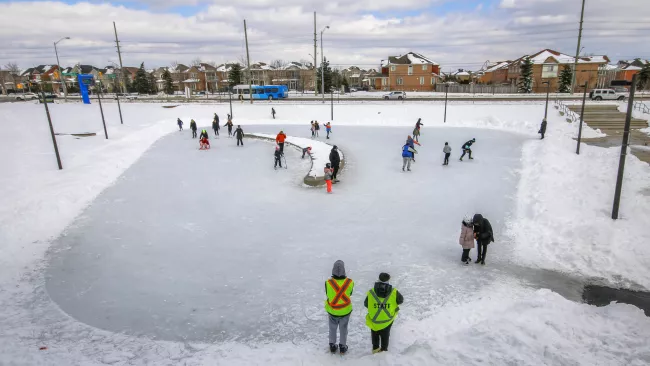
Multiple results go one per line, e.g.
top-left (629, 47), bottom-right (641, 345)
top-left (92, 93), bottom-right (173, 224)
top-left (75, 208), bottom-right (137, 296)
top-left (580, 130), bottom-right (650, 164)
top-left (568, 104), bottom-right (648, 132)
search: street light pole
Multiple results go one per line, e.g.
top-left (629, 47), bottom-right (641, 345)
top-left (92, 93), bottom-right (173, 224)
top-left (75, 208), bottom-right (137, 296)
top-left (320, 25), bottom-right (329, 104)
top-left (576, 81), bottom-right (588, 155)
top-left (543, 81), bottom-right (550, 120)
top-left (444, 83), bottom-right (449, 123)
top-left (612, 74), bottom-right (638, 220)
top-left (54, 37), bottom-right (70, 102)
top-left (229, 88), bottom-right (233, 119)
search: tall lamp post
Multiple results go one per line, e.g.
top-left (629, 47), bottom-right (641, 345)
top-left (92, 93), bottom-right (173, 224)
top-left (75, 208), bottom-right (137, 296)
top-left (320, 25), bottom-right (329, 104)
top-left (576, 81), bottom-right (588, 155)
top-left (54, 37), bottom-right (70, 102)
top-left (542, 80), bottom-right (550, 120)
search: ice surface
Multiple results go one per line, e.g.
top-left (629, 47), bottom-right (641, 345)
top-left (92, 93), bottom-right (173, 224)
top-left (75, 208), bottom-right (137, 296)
top-left (46, 126), bottom-right (525, 342)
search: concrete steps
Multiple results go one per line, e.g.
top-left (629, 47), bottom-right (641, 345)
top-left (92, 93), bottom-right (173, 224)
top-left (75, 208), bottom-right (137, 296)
top-left (565, 104), bottom-right (648, 131)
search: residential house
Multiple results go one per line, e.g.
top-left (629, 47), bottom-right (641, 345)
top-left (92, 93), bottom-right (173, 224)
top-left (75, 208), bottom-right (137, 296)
top-left (507, 49), bottom-right (609, 92)
top-left (246, 62), bottom-right (274, 86)
top-left (273, 61), bottom-right (313, 91)
top-left (216, 63), bottom-right (237, 90)
top-left (341, 66), bottom-right (365, 87)
top-left (478, 61), bottom-right (510, 84)
top-left (449, 69), bottom-right (472, 83)
top-left (616, 59), bottom-right (648, 83)
top-left (21, 65), bottom-right (60, 92)
top-left (169, 64), bottom-right (189, 91)
top-left (183, 66), bottom-right (202, 91)
top-left (0, 69), bottom-right (20, 94)
top-left (198, 63), bottom-right (218, 92)
top-left (361, 69), bottom-right (379, 89)
top-left (379, 52), bottom-right (440, 91)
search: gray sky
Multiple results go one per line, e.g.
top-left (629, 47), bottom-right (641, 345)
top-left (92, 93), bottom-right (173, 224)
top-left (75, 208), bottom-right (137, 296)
top-left (1, 0), bottom-right (648, 71)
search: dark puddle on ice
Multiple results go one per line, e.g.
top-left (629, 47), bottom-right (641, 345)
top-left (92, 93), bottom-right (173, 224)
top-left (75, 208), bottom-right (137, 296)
top-left (583, 285), bottom-right (650, 316)
top-left (505, 263), bottom-right (650, 316)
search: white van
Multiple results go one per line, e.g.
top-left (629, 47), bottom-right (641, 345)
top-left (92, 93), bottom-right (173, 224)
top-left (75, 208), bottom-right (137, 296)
top-left (589, 89), bottom-right (626, 101)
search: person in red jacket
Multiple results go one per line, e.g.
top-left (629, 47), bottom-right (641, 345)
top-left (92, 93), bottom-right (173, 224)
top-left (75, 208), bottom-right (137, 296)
top-left (276, 131), bottom-right (287, 154)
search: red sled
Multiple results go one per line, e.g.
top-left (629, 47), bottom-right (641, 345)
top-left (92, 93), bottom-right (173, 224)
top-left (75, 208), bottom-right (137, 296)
top-left (199, 138), bottom-right (211, 150)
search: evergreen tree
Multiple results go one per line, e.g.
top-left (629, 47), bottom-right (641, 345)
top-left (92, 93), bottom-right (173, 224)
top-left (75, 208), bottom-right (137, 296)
top-left (133, 62), bottom-right (150, 94)
top-left (558, 65), bottom-right (573, 93)
top-left (638, 62), bottom-right (650, 90)
top-left (518, 57), bottom-right (533, 93)
top-left (316, 58), bottom-right (333, 93)
top-left (148, 73), bottom-right (158, 94)
top-left (228, 64), bottom-right (242, 87)
top-left (162, 69), bottom-right (174, 94)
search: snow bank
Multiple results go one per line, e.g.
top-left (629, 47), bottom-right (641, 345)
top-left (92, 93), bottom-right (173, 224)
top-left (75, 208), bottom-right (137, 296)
top-left (509, 108), bottom-right (650, 290)
top-left (247, 133), bottom-right (343, 186)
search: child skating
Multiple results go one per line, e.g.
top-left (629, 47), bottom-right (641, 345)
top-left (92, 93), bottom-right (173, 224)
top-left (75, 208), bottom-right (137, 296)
top-left (274, 145), bottom-right (283, 169)
top-left (443, 142), bottom-right (452, 165)
top-left (459, 216), bottom-right (474, 264)
top-left (190, 119), bottom-right (197, 138)
top-left (324, 163), bottom-right (334, 193)
top-left (177, 118), bottom-right (183, 131)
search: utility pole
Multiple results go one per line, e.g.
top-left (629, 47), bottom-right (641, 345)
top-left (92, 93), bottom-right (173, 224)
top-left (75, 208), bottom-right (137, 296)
top-left (244, 19), bottom-right (253, 104)
top-left (612, 74), bottom-right (637, 220)
top-left (113, 21), bottom-right (126, 94)
top-left (576, 81), bottom-right (588, 154)
top-left (41, 91), bottom-right (63, 170)
top-left (570, 0), bottom-right (586, 94)
top-left (314, 12), bottom-right (317, 96)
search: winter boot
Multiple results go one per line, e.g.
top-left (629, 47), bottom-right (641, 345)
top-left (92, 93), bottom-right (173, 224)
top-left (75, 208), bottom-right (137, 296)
top-left (481, 260), bottom-right (485, 265)
top-left (339, 344), bottom-right (348, 355)
top-left (330, 343), bottom-right (338, 353)
top-left (372, 348), bottom-right (382, 354)
top-left (475, 258), bottom-right (481, 264)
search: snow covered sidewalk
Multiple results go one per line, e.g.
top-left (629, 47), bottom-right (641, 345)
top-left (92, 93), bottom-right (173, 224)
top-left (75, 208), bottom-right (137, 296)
top-left (247, 133), bottom-right (344, 186)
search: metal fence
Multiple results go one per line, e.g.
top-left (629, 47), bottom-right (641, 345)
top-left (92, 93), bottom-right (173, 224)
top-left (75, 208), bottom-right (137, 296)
top-left (435, 84), bottom-right (519, 94)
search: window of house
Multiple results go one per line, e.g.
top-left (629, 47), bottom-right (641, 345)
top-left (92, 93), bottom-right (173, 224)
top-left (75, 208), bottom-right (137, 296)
top-left (390, 65), bottom-right (396, 72)
top-left (422, 65), bottom-right (427, 71)
top-left (397, 77), bottom-right (403, 85)
top-left (541, 64), bottom-right (558, 78)
top-left (431, 77), bottom-right (435, 85)
top-left (420, 76), bottom-right (424, 85)
top-left (382, 78), bottom-right (388, 86)
top-left (408, 66), bottom-right (413, 75)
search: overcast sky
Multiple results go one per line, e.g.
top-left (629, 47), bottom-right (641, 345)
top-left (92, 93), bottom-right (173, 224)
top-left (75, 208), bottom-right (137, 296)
top-left (1, 0), bottom-right (648, 72)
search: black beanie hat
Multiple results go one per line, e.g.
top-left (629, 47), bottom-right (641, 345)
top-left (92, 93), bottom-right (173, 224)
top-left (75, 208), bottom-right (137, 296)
top-left (379, 272), bottom-right (390, 282)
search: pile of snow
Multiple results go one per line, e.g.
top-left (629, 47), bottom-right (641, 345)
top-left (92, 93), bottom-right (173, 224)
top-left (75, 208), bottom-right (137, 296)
top-left (247, 132), bottom-right (341, 182)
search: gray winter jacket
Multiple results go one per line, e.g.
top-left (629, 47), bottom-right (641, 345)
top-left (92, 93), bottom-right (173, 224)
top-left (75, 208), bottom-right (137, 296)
top-left (443, 145), bottom-right (452, 154)
top-left (324, 167), bottom-right (333, 180)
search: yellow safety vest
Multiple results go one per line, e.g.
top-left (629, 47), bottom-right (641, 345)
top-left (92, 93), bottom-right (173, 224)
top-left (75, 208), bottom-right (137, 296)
top-left (365, 288), bottom-right (398, 331)
top-left (325, 278), bottom-right (354, 316)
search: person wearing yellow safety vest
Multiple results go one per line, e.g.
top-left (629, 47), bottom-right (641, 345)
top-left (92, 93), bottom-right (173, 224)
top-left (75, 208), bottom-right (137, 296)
top-left (325, 260), bottom-right (354, 355)
top-left (364, 272), bottom-right (404, 353)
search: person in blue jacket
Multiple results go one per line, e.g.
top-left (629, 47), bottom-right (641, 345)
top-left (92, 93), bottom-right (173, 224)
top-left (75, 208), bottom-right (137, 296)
top-left (402, 144), bottom-right (414, 172)
top-left (405, 135), bottom-right (421, 162)
top-left (460, 138), bottom-right (475, 161)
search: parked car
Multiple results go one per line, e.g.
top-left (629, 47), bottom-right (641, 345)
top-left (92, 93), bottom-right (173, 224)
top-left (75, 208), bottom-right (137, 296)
top-left (589, 88), bottom-right (625, 101)
top-left (350, 87), bottom-right (358, 92)
top-left (15, 93), bottom-right (38, 101)
top-left (125, 95), bottom-right (138, 100)
top-left (196, 91), bottom-right (206, 96)
top-left (612, 87), bottom-right (628, 94)
top-left (383, 91), bottom-right (406, 100)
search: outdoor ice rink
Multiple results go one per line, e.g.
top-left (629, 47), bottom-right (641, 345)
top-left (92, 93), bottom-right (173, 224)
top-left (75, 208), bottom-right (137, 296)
top-left (2, 101), bottom-right (650, 365)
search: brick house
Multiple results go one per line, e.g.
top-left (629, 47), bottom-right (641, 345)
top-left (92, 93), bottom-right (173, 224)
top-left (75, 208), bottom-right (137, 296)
top-left (507, 49), bottom-right (609, 92)
top-left (379, 52), bottom-right (440, 91)
top-left (616, 59), bottom-right (648, 82)
top-left (21, 65), bottom-right (60, 92)
top-left (272, 61), bottom-right (313, 91)
top-left (478, 61), bottom-right (510, 84)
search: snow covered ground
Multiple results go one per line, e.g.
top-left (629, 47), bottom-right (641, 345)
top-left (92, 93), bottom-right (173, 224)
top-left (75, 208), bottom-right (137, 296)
top-left (1, 101), bottom-right (650, 365)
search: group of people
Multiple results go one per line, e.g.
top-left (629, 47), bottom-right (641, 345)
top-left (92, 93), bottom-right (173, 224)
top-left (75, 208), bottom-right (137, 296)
top-left (401, 118), bottom-right (478, 171)
top-left (177, 114), bottom-right (244, 148)
top-left (459, 214), bottom-right (495, 265)
top-left (325, 260), bottom-right (404, 355)
top-left (310, 121), bottom-right (333, 139)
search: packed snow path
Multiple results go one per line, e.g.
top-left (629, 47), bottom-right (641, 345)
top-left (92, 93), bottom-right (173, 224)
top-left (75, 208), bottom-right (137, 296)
top-left (46, 125), bottom-right (527, 344)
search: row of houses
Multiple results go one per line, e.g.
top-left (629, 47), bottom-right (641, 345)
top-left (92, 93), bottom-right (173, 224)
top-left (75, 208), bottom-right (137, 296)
top-left (1, 49), bottom-right (647, 95)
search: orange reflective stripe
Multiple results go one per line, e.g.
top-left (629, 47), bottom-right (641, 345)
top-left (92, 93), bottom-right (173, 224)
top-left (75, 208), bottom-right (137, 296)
top-left (328, 278), bottom-right (352, 309)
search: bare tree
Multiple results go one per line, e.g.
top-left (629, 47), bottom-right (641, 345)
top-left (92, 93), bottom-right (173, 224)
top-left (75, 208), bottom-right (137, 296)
top-left (170, 61), bottom-right (178, 70)
top-left (4, 62), bottom-right (20, 77)
top-left (299, 59), bottom-right (313, 68)
top-left (270, 59), bottom-right (287, 70)
top-left (191, 58), bottom-right (203, 67)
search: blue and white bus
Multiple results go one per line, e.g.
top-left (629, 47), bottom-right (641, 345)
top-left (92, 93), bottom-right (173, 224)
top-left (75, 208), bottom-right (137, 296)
top-left (233, 85), bottom-right (288, 100)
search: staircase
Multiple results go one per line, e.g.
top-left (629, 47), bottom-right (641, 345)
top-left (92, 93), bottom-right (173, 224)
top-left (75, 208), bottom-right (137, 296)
top-left (567, 104), bottom-right (648, 132)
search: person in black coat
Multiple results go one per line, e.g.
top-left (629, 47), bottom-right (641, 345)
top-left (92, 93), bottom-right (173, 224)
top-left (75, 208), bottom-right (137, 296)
top-left (271, 107), bottom-right (276, 119)
top-left (212, 113), bottom-right (220, 136)
top-left (472, 213), bottom-right (494, 265)
top-left (459, 138), bottom-right (475, 161)
top-left (329, 145), bottom-right (341, 182)
top-left (234, 125), bottom-right (244, 146)
top-left (539, 119), bottom-right (547, 139)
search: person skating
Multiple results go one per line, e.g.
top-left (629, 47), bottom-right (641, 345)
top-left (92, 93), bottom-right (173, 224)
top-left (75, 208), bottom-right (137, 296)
top-left (459, 138), bottom-right (475, 161)
top-left (302, 146), bottom-right (312, 159)
top-left (443, 142), bottom-right (452, 165)
top-left (415, 118), bottom-right (423, 131)
top-left (199, 129), bottom-right (209, 140)
top-left (310, 121), bottom-right (315, 138)
top-left (271, 107), bottom-right (276, 119)
top-left (190, 119), bottom-right (198, 138)
top-left (234, 125), bottom-right (244, 146)
top-left (539, 119), bottom-right (547, 139)
top-left (324, 163), bottom-right (334, 193)
top-left (412, 126), bottom-right (421, 143)
top-left (315, 121), bottom-right (320, 137)
top-left (199, 136), bottom-right (210, 150)
top-left (329, 145), bottom-right (341, 182)
top-left (177, 118), bottom-right (184, 131)
top-left (364, 273), bottom-right (404, 353)
top-left (224, 118), bottom-right (234, 137)
top-left (406, 135), bottom-right (421, 162)
top-left (402, 143), bottom-right (414, 172)
top-left (274, 145), bottom-right (282, 169)
top-left (324, 122), bottom-right (332, 139)
top-left (276, 130), bottom-right (287, 154)
top-left (459, 216), bottom-right (475, 264)
top-left (325, 260), bottom-right (354, 353)
top-left (212, 114), bottom-right (220, 136)
top-left (473, 214), bottom-right (494, 265)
